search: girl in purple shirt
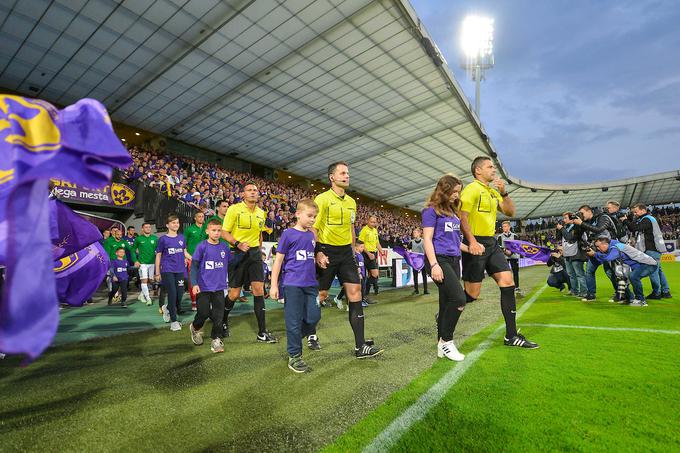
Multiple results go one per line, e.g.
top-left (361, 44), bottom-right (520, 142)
top-left (422, 175), bottom-right (469, 362)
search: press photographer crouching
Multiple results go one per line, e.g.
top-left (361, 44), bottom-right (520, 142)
top-left (556, 212), bottom-right (588, 298)
top-left (621, 204), bottom-right (672, 299)
top-left (592, 237), bottom-right (659, 306)
top-left (572, 205), bottom-right (620, 301)
top-left (546, 247), bottom-right (571, 292)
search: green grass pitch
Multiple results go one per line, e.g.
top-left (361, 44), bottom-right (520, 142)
top-left (1, 264), bottom-right (678, 452)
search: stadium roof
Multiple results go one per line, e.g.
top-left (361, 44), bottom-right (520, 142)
top-left (2, 0), bottom-right (679, 218)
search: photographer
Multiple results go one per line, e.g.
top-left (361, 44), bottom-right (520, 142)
top-left (572, 205), bottom-right (619, 301)
top-left (546, 247), bottom-right (571, 292)
top-left (593, 237), bottom-right (659, 306)
top-left (556, 212), bottom-right (587, 298)
top-left (621, 204), bottom-right (672, 299)
top-left (606, 201), bottom-right (629, 242)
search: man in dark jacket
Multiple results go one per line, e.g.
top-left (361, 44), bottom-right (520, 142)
top-left (573, 205), bottom-right (619, 301)
top-left (622, 203), bottom-right (672, 299)
top-left (546, 248), bottom-right (570, 292)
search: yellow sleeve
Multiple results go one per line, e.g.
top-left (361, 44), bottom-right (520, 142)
top-left (313, 194), bottom-right (326, 231)
top-left (358, 226), bottom-right (368, 242)
top-left (459, 185), bottom-right (478, 213)
top-left (223, 206), bottom-right (237, 233)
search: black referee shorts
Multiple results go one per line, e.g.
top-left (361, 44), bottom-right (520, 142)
top-left (228, 248), bottom-right (264, 289)
top-left (462, 236), bottom-right (510, 283)
top-left (362, 251), bottom-right (378, 271)
top-left (316, 243), bottom-right (361, 290)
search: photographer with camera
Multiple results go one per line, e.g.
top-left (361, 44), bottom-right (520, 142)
top-left (572, 205), bottom-right (620, 301)
top-left (606, 201), bottom-right (629, 243)
top-left (621, 203), bottom-right (672, 299)
top-left (556, 212), bottom-right (588, 298)
top-left (593, 237), bottom-right (659, 306)
top-left (546, 247), bottom-right (571, 292)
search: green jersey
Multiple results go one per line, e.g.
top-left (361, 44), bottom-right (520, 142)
top-left (185, 224), bottom-right (205, 255)
top-left (132, 234), bottom-right (158, 264)
top-left (201, 215), bottom-right (227, 244)
top-left (107, 238), bottom-right (136, 262)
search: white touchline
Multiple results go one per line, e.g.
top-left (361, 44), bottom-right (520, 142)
top-left (363, 284), bottom-right (548, 453)
top-left (522, 323), bottom-right (680, 335)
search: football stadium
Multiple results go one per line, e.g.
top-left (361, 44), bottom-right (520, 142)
top-left (1, 1), bottom-right (679, 452)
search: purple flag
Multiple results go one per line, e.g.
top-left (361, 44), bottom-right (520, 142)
top-left (55, 242), bottom-right (109, 306)
top-left (0, 95), bottom-right (132, 360)
top-left (50, 199), bottom-right (103, 260)
top-left (393, 246), bottom-right (425, 272)
top-left (503, 240), bottom-right (552, 263)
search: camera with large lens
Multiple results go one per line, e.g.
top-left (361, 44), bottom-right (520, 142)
top-left (612, 259), bottom-right (630, 300)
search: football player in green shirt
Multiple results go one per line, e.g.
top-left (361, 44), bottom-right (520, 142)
top-left (133, 222), bottom-right (158, 305)
top-left (185, 211), bottom-right (206, 311)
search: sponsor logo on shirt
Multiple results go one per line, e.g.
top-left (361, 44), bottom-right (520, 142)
top-left (296, 250), bottom-right (315, 261)
top-left (444, 221), bottom-right (460, 232)
top-left (205, 261), bottom-right (225, 270)
top-left (167, 247), bottom-right (184, 255)
top-left (116, 267), bottom-right (125, 272)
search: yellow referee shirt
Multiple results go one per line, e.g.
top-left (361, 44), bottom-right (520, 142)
top-left (459, 179), bottom-right (502, 237)
top-left (313, 189), bottom-right (356, 246)
top-left (358, 225), bottom-right (379, 252)
top-left (222, 202), bottom-right (266, 246)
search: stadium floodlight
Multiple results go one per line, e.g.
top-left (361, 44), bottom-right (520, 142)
top-left (460, 15), bottom-right (495, 116)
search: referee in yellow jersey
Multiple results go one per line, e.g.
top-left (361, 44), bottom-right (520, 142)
top-left (358, 215), bottom-right (383, 300)
top-left (221, 182), bottom-right (276, 343)
top-left (314, 162), bottom-right (383, 358)
top-left (459, 156), bottom-right (538, 349)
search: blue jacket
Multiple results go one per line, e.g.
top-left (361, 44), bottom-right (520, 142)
top-left (594, 240), bottom-right (657, 269)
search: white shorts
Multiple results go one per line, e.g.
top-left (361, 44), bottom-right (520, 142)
top-left (138, 264), bottom-right (155, 280)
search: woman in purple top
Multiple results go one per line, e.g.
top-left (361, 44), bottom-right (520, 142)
top-left (422, 174), bottom-right (469, 362)
top-left (155, 214), bottom-right (192, 331)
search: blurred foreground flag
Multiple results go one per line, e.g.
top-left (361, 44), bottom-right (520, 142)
top-left (393, 246), bottom-right (425, 272)
top-left (503, 240), bottom-right (552, 263)
top-left (0, 95), bottom-right (131, 360)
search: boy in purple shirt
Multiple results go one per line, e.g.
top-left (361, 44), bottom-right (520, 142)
top-left (155, 214), bottom-right (192, 332)
top-left (337, 240), bottom-right (370, 307)
top-left (270, 199), bottom-right (321, 373)
top-left (189, 219), bottom-right (230, 353)
top-left (108, 246), bottom-right (130, 307)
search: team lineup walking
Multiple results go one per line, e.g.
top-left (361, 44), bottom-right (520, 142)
top-left (172, 158), bottom-right (541, 372)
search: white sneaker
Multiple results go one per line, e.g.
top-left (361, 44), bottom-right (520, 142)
top-left (161, 304), bottom-right (170, 323)
top-left (629, 299), bottom-right (648, 307)
top-left (438, 341), bottom-right (465, 361)
top-left (189, 323), bottom-right (203, 345)
top-left (170, 321), bottom-right (182, 331)
top-left (335, 297), bottom-right (344, 310)
top-left (145, 296), bottom-right (153, 306)
top-left (211, 338), bottom-right (224, 353)
top-left (138, 293), bottom-right (146, 303)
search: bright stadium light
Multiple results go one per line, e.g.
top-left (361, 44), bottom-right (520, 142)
top-left (460, 15), bottom-right (495, 117)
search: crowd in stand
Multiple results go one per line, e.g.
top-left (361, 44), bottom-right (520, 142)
top-left (121, 145), bottom-right (420, 245)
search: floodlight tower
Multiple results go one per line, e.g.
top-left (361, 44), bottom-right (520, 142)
top-left (460, 15), bottom-right (495, 117)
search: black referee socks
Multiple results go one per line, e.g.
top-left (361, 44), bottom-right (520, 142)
top-left (465, 291), bottom-right (477, 304)
top-left (500, 286), bottom-right (517, 338)
top-left (254, 295), bottom-right (266, 334)
top-left (348, 301), bottom-right (366, 348)
top-left (223, 296), bottom-right (236, 321)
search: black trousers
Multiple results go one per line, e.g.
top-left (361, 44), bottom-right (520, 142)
top-left (192, 291), bottom-right (226, 339)
top-left (413, 269), bottom-right (428, 292)
top-left (426, 255), bottom-right (465, 342)
top-left (108, 280), bottom-right (128, 303)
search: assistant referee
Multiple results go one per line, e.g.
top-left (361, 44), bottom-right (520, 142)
top-left (459, 156), bottom-right (538, 349)
top-left (221, 182), bottom-right (276, 343)
top-left (313, 161), bottom-right (382, 358)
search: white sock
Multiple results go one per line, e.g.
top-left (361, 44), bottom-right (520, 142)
top-left (141, 283), bottom-right (150, 299)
